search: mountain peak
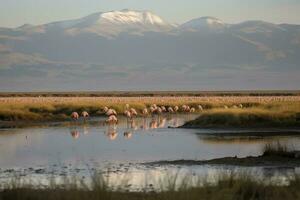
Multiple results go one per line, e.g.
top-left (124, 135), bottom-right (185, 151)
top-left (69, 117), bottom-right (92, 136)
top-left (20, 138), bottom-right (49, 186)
top-left (181, 16), bottom-right (226, 30)
top-left (231, 20), bottom-right (286, 33)
top-left (98, 10), bottom-right (167, 26)
top-left (56, 9), bottom-right (174, 37)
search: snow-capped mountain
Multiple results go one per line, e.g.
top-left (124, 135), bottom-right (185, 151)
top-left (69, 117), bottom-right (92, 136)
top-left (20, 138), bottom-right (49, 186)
top-left (20, 9), bottom-right (175, 37)
top-left (180, 16), bottom-right (227, 31)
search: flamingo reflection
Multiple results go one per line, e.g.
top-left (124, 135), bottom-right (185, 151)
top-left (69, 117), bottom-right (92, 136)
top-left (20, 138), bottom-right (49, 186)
top-left (140, 118), bottom-right (149, 130)
top-left (149, 118), bottom-right (158, 129)
top-left (105, 127), bottom-right (118, 140)
top-left (158, 117), bottom-right (167, 128)
top-left (83, 125), bottom-right (89, 135)
top-left (70, 130), bottom-right (80, 139)
top-left (124, 131), bottom-right (133, 139)
top-left (130, 120), bottom-right (138, 130)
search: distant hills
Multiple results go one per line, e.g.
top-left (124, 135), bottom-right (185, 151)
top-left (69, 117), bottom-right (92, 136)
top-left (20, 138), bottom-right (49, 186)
top-left (0, 9), bottom-right (299, 91)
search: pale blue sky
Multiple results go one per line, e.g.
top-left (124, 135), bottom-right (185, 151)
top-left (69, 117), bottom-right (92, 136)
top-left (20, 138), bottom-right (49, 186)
top-left (0, 0), bottom-right (300, 27)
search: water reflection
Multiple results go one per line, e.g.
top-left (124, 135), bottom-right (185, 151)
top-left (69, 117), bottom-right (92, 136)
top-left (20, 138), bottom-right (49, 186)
top-left (140, 119), bottom-right (149, 130)
top-left (83, 125), bottom-right (89, 135)
top-left (149, 118), bottom-right (158, 129)
top-left (70, 130), bottom-right (80, 139)
top-left (124, 131), bottom-right (133, 139)
top-left (67, 115), bottom-right (188, 140)
top-left (105, 127), bottom-right (118, 140)
top-left (158, 118), bottom-right (166, 128)
top-left (69, 124), bottom-right (90, 139)
top-left (3, 113), bottom-right (300, 171)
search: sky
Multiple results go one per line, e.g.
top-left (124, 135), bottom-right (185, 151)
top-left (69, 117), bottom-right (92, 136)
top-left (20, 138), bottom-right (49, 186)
top-left (0, 0), bottom-right (300, 28)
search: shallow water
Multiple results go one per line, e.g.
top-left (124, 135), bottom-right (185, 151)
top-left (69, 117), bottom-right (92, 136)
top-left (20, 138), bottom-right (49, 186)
top-left (0, 114), bottom-right (300, 189)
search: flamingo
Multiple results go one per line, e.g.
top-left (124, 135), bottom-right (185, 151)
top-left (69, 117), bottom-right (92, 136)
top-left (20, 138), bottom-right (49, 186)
top-left (124, 110), bottom-right (132, 118)
top-left (106, 109), bottom-right (117, 116)
top-left (106, 115), bottom-right (118, 125)
top-left (81, 111), bottom-right (89, 119)
top-left (103, 107), bottom-right (109, 113)
top-left (190, 107), bottom-right (195, 113)
top-left (156, 107), bottom-right (162, 115)
top-left (124, 110), bottom-right (132, 124)
top-left (71, 112), bottom-right (79, 120)
top-left (167, 107), bottom-right (174, 113)
top-left (174, 106), bottom-right (179, 112)
top-left (182, 105), bottom-right (190, 112)
top-left (181, 105), bottom-right (187, 112)
top-left (130, 108), bottom-right (138, 117)
top-left (198, 105), bottom-right (203, 111)
top-left (161, 106), bottom-right (167, 112)
top-left (142, 108), bottom-right (148, 116)
top-left (149, 106), bottom-right (156, 114)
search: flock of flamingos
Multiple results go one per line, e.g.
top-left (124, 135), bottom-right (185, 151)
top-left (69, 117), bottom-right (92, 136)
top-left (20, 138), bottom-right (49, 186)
top-left (70, 103), bottom-right (205, 125)
top-left (68, 103), bottom-right (246, 140)
top-left (68, 104), bottom-right (210, 140)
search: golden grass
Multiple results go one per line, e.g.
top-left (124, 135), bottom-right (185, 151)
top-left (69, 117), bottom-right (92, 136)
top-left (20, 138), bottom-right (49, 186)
top-left (182, 101), bottom-right (300, 128)
top-left (183, 108), bottom-right (300, 128)
top-left (0, 96), bottom-right (299, 123)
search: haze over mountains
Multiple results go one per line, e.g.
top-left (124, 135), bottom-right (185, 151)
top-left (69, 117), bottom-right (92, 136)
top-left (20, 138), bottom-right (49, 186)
top-left (0, 9), bottom-right (299, 91)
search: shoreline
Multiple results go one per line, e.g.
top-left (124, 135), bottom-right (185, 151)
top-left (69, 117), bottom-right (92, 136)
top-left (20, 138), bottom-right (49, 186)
top-left (146, 154), bottom-right (300, 168)
top-left (2, 117), bottom-right (300, 131)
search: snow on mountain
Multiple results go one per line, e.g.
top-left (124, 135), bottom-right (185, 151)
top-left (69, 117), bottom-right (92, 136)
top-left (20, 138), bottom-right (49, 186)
top-left (12, 10), bottom-right (291, 37)
top-left (180, 16), bottom-right (227, 31)
top-left (99, 9), bottom-right (167, 25)
top-left (230, 20), bottom-right (286, 33)
top-left (9, 10), bottom-right (175, 37)
top-left (35, 10), bottom-right (174, 37)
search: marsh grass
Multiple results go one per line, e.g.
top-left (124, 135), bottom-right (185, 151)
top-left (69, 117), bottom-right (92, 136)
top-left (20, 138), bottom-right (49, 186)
top-left (1, 172), bottom-right (300, 200)
top-left (183, 104), bottom-right (300, 128)
top-left (262, 142), bottom-right (297, 158)
top-left (0, 96), bottom-right (299, 127)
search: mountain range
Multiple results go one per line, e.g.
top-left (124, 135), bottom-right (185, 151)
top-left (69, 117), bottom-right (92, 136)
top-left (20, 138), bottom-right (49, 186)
top-left (0, 9), bottom-right (299, 91)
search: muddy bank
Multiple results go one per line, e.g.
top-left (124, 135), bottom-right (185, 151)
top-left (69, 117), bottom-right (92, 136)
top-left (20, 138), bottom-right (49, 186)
top-left (146, 153), bottom-right (300, 167)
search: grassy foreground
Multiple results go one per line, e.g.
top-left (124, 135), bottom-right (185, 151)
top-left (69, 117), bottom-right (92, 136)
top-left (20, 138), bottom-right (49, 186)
top-left (1, 173), bottom-right (300, 200)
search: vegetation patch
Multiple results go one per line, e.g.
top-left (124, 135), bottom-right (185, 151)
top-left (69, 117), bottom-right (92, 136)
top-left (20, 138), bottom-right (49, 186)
top-left (1, 172), bottom-right (300, 200)
top-left (182, 105), bottom-right (300, 128)
top-left (0, 96), bottom-right (299, 124)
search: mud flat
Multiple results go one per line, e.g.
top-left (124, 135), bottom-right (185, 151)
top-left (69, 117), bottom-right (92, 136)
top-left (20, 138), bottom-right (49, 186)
top-left (147, 152), bottom-right (300, 168)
